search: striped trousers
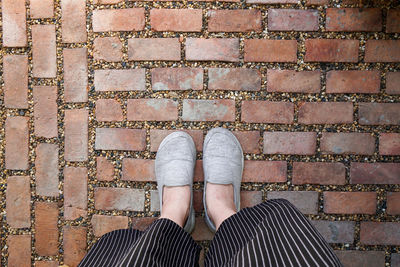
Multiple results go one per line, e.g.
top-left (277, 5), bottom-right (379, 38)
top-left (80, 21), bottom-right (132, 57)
top-left (79, 199), bottom-right (343, 267)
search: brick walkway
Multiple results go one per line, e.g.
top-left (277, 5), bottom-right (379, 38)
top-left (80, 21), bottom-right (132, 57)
top-left (1, 0), bottom-right (400, 266)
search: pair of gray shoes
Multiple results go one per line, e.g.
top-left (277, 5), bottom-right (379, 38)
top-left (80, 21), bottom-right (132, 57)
top-left (155, 128), bottom-right (244, 233)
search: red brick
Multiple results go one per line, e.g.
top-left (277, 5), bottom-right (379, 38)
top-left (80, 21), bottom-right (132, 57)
top-left (128, 38), bottom-right (181, 61)
top-left (131, 218), bottom-right (157, 231)
top-left (96, 99), bottom-right (123, 122)
top-left (298, 102), bottom-right (353, 124)
top-left (93, 8), bottom-right (145, 32)
top-left (3, 55), bottom-right (28, 108)
top-left (208, 10), bottom-right (262, 32)
top-left (94, 69), bottom-right (146, 91)
top-left (33, 86), bottom-right (58, 138)
top-left (5, 116), bottom-right (29, 170)
top-left (336, 251), bottom-right (385, 267)
top-left (242, 161), bottom-right (287, 182)
top-left (306, 0), bottom-right (329, 5)
top-left (3, 0), bottom-right (27, 47)
top-left (208, 68), bottom-right (261, 91)
top-left (35, 144), bottom-right (59, 197)
top-left (152, 68), bottom-right (203, 91)
top-left (186, 38), bottom-right (240, 62)
top-left (30, 0), bottom-right (54, 18)
top-left (350, 163), bottom-right (400, 184)
top-left (7, 235), bottom-right (31, 267)
top-left (320, 133), bottom-right (375, 155)
top-left (61, 0), bottom-right (87, 43)
top-left (193, 190), bottom-right (203, 212)
top-left (64, 167), bottom-right (87, 220)
top-left (267, 70), bottom-right (321, 93)
top-left (122, 159), bottom-right (155, 181)
top-left (244, 39), bottom-right (297, 62)
top-left (305, 39), bottom-right (359, 62)
top-left (95, 188), bottom-right (145, 211)
top-left (359, 103), bottom-right (400, 125)
top-left (127, 99), bottom-right (178, 121)
top-left (91, 214), bottom-right (129, 237)
top-left (194, 160), bottom-right (204, 182)
top-left (95, 128), bottom-right (146, 151)
top-left (65, 109), bottom-right (88, 161)
top-left (386, 72), bottom-right (400, 94)
top-left (241, 101), bottom-right (294, 124)
top-left (32, 25), bottom-right (57, 78)
top-left (246, 0), bottom-right (297, 3)
top-left (360, 222), bottom-right (400, 245)
top-left (311, 221), bottom-right (355, 243)
top-left (268, 9), bottom-right (319, 31)
top-left (150, 129), bottom-right (204, 152)
top-left (293, 162), bottom-right (346, 185)
top-left (232, 131), bottom-right (260, 154)
top-left (192, 217), bottom-right (214, 241)
top-left (263, 132), bottom-right (316, 155)
top-left (241, 191), bottom-right (263, 209)
top-left (267, 191), bottom-right (319, 214)
top-left (63, 48), bottom-right (88, 103)
top-left (326, 70), bottom-right (380, 94)
top-left (182, 99), bottom-right (235, 121)
top-left (6, 176), bottom-right (30, 228)
top-left (93, 37), bottom-right (123, 62)
top-left (387, 9), bottom-right (400, 33)
top-left (365, 40), bottom-right (400, 62)
top-left (35, 202), bottom-right (58, 256)
top-left (96, 157), bottom-right (114, 181)
top-left (326, 8), bottom-right (382, 31)
top-left (63, 226), bottom-right (87, 266)
top-left (151, 9), bottom-right (202, 32)
top-left (35, 261), bottom-right (59, 267)
top-left (387, 192), bottom-right (400, 215)
top-left (324, 192), bottom-right (376, 214)
top-left (380, 133), bottom-right (400, 155)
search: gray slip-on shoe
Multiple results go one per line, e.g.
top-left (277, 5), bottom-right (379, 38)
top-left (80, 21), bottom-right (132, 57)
top-left (155, 131), bottom-right (196, 233)
top-left (203, 127), bottom-right (244, 232)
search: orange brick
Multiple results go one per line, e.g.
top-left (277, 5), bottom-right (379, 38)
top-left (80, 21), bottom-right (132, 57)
top-left (30, 0), bottom-right (54, 18)
top-left (360, 222), bottom-right (400, 245)
top-left (127, 99), bottom-right (178, 121)
top-left (387, 9), bottom-right (400, 33)
top-left (6, 176), bottom-right (31, 228)
top-left (268, 9), bottom-right (319, 31)
top-left (35, 202), bottom-right (58, 256)
top-left (93, 37), bottom-right (123, 62)
top-left (96, 157), bottom-right (114, 181)
top-left (326, 70), bottom-right (380, 94)
top-left (7, 235), bottom-right (31, 267)
top-left (128, 38), bottom-right (181, 61)
top-left (324, 192), bottom-right (376, 214)
top-left (122, 159), bottom-right (155, 181)
top-left (232, 131), bottom-right (260, 154)
top-left (35, 261), bottom-right (59, 267)
top-left (151, 68), bottom-right (203, 91)
top-left (293, 162), bottom-right (346, 185)
top-left (65, 109), bottom-right (88, 161)
top-left (151, 9), bottom-right (202, 32)
top-left (186, 38), bottom-right (240, 62)
top-left (63, 226), bottom-right (87, 266)
top-left (298, 102), bottom-right (353, 124)
top-left (94, 69), bottom-right (146, 91)
top-left (359, 103), bottom-right (400, 125)
top-left (182, 99), bottom-right (235, 121)
top-left (63, 48), bottom-right (88, 103)
top-left (150, 129), bottom-right (204, 152)
top-left (380, 133), bottom-right (400, 155)
top-left (64, 167), bottom-right (87, 220)
top-left (350, 163), bottom-right (400, 184)
top-left (244, 39), bottom-right (297, 62)
top-left (320, 133), bottom-right (375, 155)
top-left (326, 8), bottom-right (382, 32)
top-left (5, 117), bottom-right (29, 170)
top-left (365, 40), bottom-right (400, 62)
top-left (3, 0), bottom-right (27, 47)
top-left (267, 70), bottom-right (321, 93)
top-left (306, 0), bottom-right (329, 5)
top-left (93, 8), bottom-right (145, 32)
top-left (3, 55), bottom-right (28, 108)
top-left (386, 72), bottom-right (400, 95)
top-left (91, 214), bottom-right (129, 237)
top-left (241, 101), bottom-right (294, 124)
top-left (263, 132), bottom-right (317, 155)
top-left (241, 191), bottom-right (263, 209)
top-left (32, 25), bottom-right (57, 78)
top-left (208, 68), bottom-right (261, 91)
top-left (96, 99), bottom-right (123, 122)
top-left (35, 143), bottom-right (59, 197)
top-left (208, 10), bottom-right (262, 32)
top-left (94, 188), bottom-right (145, 211)
top-left (242, 161), bottom-right (287, 182)
top-left (387, 192), bottom-right (400, 215)
top-left (95, 128), bottom-right (146, 151)
top-left (61, 0), bottom-right (87, 43)
top-left (33, 86), bottom-right (58, 138)
top-left (305, 39), bottom-right (359, 62)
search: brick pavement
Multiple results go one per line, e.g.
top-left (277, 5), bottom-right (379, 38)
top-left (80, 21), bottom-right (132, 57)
top-left (1, 0), bottom-right (400, 266)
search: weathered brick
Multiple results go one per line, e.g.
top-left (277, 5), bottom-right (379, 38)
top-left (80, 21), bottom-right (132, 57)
top-left (326, 8), bottom-right (382, 31)
top-left (7, 235), bottom-right (31, 267)
top-left (192, 217), bottom-right (214, 241)
top-left (193, 190), bottom-right (203, 212)
top-left (305, 39), bottom-right (359, 62)
top-left (152, 68), bottom-right (203, 91)
top-left (326, 70), bottom-right (380, 94)
top-left (35, 144), bottom-right (59, 197)
top-left (298, 102), bottom-right (353, 124)
top-left (365, 40), bottom-right (400, 62)
top-left (63, 226), bottom-right (87, 266)
top-left (95, 128), bottom-right (146, 151)
top-left (182, 99), bottom-right (235, 121)
top-left (94, 0), bottom-right (123, 3)
top-left (35, 202), bottom-right (58, 256)
top-left (96, 99), bottom-right (123, 122)
top-left (91, 215), bottom-right (129, 237)
top-left (232, 131), bottom-right (260, 154)
top-left (387, 192), bottom-right (400, 215)
top-left (335, 251), bottom-right (385, 267)
top-left (128, 38), bottom-right (181, 61)
top-left (64, 167), bottom-right (87, 220)
top-left (93, 37), bottom-right (123, 62)
top-left (122, 159), bottom-right (155, 181)
top-left (311, 220), bottom-right (355, 243)
top-left (246, 0), bottom-right (298, 3)
top-left (127, 99), bottom-right (178, 121)
top-left (350, 163), bottom-right (400, 184)
top-left (380, 133), bottom-right (400, 155)
top-left (392, 254), bottom-right (400, 267)
top-left (387, 9), bottom-right (400, 33)
top-left (61, 0), bottom-right (87, 43)
top-left (33, 86), bottom-right (58, 138)
top-left (267, 191), bottom-right (319, 214)
top-left (194, 160), bottom-right (204, 182)
top-left (95, 188), bottom-right (145, 211)
top-left (63, 48), bottom-right (88, 103)
top-left (150, 129), bottom-right (204, 152)
top-left (150, 190), bottom-right (160, 211)
top-left (305, 0), bottom-right (328, 5)
top-left (244, 39), bottom-right (297, 62)
top-left (5, 116), bottom-right (29, 170)
top-left (242, 161), bottom-right (287, 182)
top-left (131, 218), bottom-right (157, 231)
top-left (268, 9), bottom-right (319, 31)
top-left (241, 101), bottom-right (294, 123)
top-left (359, 103), bottom-right (400, 125)
top-left (324, 192), bottom-right (376, 214)
top-left (293, 162), bottom-right (346, 185)
top-left (267, 70), bottom-right (321, 93)
top-left (3, 55), bottom-right (28, 108)
top-left (208, 10), bottom-right (262, 32)
top-left (151, 9), bottom-right (202, 32)
top-left (320, 133), bottom-right (375, 155)
top-left (96, 157), bottom-right (114, 181)
top-left (30, 0), bottom-right (54, 18)
top-left (6, 176), bottom-right (30, 228)
top-left (93, 8), bottom-right (145, 32)
top-left (186, 38), bottom-right (240, 62)
top-left (94, 69), bottom-right (146, 91)
top-left (360, 222), bottom-right (400, 245)
top-left (65, 109), bottom-right (88, 161)
top-left (386, 72), bottom-right (400, 94)
top-left (208, 68), bottom-right (261, 91)
top-left (35, 261), bottom-right (59, 267)
top-left (263, 132), bottom-right (317, 155)
top-left (32, 25), bottom-right (57, 78)
top-left (3, 0), bottom-right (27, 47)
top-left (241, 191), bottom-right (263, 209)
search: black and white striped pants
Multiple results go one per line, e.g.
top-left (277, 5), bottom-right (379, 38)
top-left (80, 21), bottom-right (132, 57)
top-left (79, 199), bottom-right (343, 267)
